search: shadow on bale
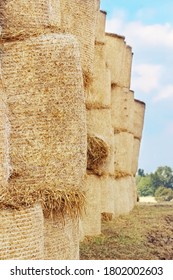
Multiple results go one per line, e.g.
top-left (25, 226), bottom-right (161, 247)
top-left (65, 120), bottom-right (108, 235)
top-left (87, 135), bottom-right (109, 175)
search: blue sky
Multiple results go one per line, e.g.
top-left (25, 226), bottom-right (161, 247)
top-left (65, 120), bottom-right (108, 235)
top-left (100, 0), bottom-right (173, 173)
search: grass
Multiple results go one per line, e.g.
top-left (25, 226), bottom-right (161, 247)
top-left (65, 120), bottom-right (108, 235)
top-left (80, 202), bottom-right (173, 260)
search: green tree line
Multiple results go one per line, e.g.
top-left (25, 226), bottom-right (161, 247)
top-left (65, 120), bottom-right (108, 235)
top-left (137, 166), bottom-right (173, 201)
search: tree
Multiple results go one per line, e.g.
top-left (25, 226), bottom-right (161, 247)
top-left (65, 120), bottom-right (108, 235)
top-left (155, 186), bottom-right (173, 202)
top-left (137, 176), bottom-right (154, 197)
top-left (138, 168), bottom-right (145, 177)
top-left (151, 166), bottom-right (173, 192)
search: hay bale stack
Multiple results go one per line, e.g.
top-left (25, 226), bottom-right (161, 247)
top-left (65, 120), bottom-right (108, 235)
top-left (132, 138), bottom-right (141, 176)
top-left (133, 99), bottom-right (146, 140)
top-left (1, 34), bottom-right (86, 188)
top-left (0, 203), bottom-right (44, 260)
top-left (86, 43), bottom-right (111, 109)
top-left (44, 215), bottom-right (79, 260)
top-left (0, 0), bottom-right (61, 39)
top-left (111, 86), bottom-right (134, 133)
top-left (105, 33), bottom-right (132, 88)
top-left (81, 174), bottom-right (101, 236)
top-left (114, 176), bottom-right (135, 216)
top-left (114, 132), bottom-right (134, 177)
top-left (60, 0), bottom-right (98, 76)
top-left (87, 109), bottom-right (114, 176)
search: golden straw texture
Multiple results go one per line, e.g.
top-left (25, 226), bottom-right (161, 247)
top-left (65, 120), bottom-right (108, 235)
top-left (1, 34), bottom-right (87, 188)
top-left (105, 33), bottom-right (132, 88)
top-left (0, 203), bottom-right (44, 260)
top-left (82, 174), bottom-right (101, 236)
top-left (111, 86), bottom-right (134, 133)
top-left (0, 184), bottom-right (86, 219)
top-left (44, 214), bottom-right (79, 260)
top-left (60, 0), bottom-right (98, 75)
top-left (86, 43), bottom-right (111, 109)
top-left (87, 135), bottom-right (109, 173)
top-left (133, 100), bottom-right (146, 140)
top-left (0, 98), bottom-right (10, 184)
top-left (114, 132), bottom-right (134, 175)
top-left (0, 0), bottom-right (61, 39)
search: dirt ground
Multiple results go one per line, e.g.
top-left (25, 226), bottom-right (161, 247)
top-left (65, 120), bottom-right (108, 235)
top-left (80, 202), bottom-right (173, 260)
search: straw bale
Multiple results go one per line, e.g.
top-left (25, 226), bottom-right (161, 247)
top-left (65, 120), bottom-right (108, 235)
top-left (114, 131), bottom-right (134, 175)
top-left (0, 34), bottom-right (86, 188)
top-left (87, 109), bottom-right (114, 176)
top-left (44, 214), bottom-right (79, 260)
top-left (95, 10), bottom-right (106, 44)
top-left (86, 44), bottom-right (111, 109)
top-left (131, 138), bottom-right (141, 176)
top-left (111, 86), bottom-right (134, 133)
top-left (114, 176), bottom-right (136, 216)
top-left (133, 99), bottom-right (146, 140)
top-left (100, 176), bottom-right (114, 216)
top-left (81, 174), bottom-right (101, 236)
top-left (105, 33), bottom-right (132, 88)
top-left (0, 99), bottom-right (10, 184)
top-left (0, 203), bottom-right (44, 260)
top-left (0, 0), bottom-right (61, 39)
top-left (60, 0), bottom-right (98, 75)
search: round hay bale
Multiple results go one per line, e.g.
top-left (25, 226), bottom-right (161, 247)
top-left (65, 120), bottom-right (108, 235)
top-left (95, 10), bottom-right (107, 44)
top-left (44, 214), bottom-right (79, 260)
top-left (87, 135), bottom-right (109, 173)
top-left (1, 34), bottom-right (86, 189)
top-left (105, 33), bottom-right (132, 88)
top-left (86, 44), bottom-right (111, 109)
top-left (60, 0), bottom-right (98, 75)
top-left (133, 99), bottom-right (145, 140)
top-left (87, 109), bottom-right (114, 176)
top-left (114, 176), bottom-right (134, 216)
top-left (111, 86), bottom-right (134, 133)
top-left (100, 176), bottom-right (114, 216)
top-left (114, 131), bottom-right (134, 176)
top-left (0, 203), bottom-right (44, 260)
top-left (0, 0), bottom-right (61, 39)
top-left (81, 174), bottom-right (101, 236)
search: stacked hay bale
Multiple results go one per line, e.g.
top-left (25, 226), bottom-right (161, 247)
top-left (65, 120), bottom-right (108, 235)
top-left (0, 1), bottom-right (87, 259)
top-left (60, 0), bottom-right (99, 78)
top-left (81, 10), bottom-right (114, 236)
top-left (131, 100), bottom-right (146, 177)
top-left (105, 33), bottom-right (138, 215)
top-left (0, 0), bottom-right (61, 39)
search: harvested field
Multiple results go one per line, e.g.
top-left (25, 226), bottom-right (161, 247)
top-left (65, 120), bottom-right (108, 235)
top-left (80, 202), bottom-right (173, 260)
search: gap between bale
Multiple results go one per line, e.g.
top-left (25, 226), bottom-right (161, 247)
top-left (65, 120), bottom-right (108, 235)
top-left (114, 171), bottom-right (131, 179)
top-left (87, 135), bottom-right (109, 174)
top-left (0, 184), bottom-right (86, 220)
top-left (83, 70), bottom-right (93, 90)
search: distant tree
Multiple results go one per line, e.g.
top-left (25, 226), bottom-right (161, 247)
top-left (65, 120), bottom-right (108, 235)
top-left (155, 186), bottom-right (173, 202)
top-left (151, 166), bottom-right (173, 192)
top-left (137, 176), bottom-right (154, 197)
top-left (138, 168), bottom-right (145, 177)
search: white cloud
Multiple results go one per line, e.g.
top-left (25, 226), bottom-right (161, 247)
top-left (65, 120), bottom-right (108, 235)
top-left (132, 64), bottom-right (162, 94)
top-left (106, 11), bottom-right (173, 49)
top-left (154, 85), bottom-right (173, 101)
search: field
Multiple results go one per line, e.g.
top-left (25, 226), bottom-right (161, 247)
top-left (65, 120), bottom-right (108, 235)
top-left (80, 202), bottom-right (173, 260)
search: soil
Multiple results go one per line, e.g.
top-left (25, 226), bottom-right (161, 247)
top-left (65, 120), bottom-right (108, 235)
top-left (80, 202), bottom-right (173, 260)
